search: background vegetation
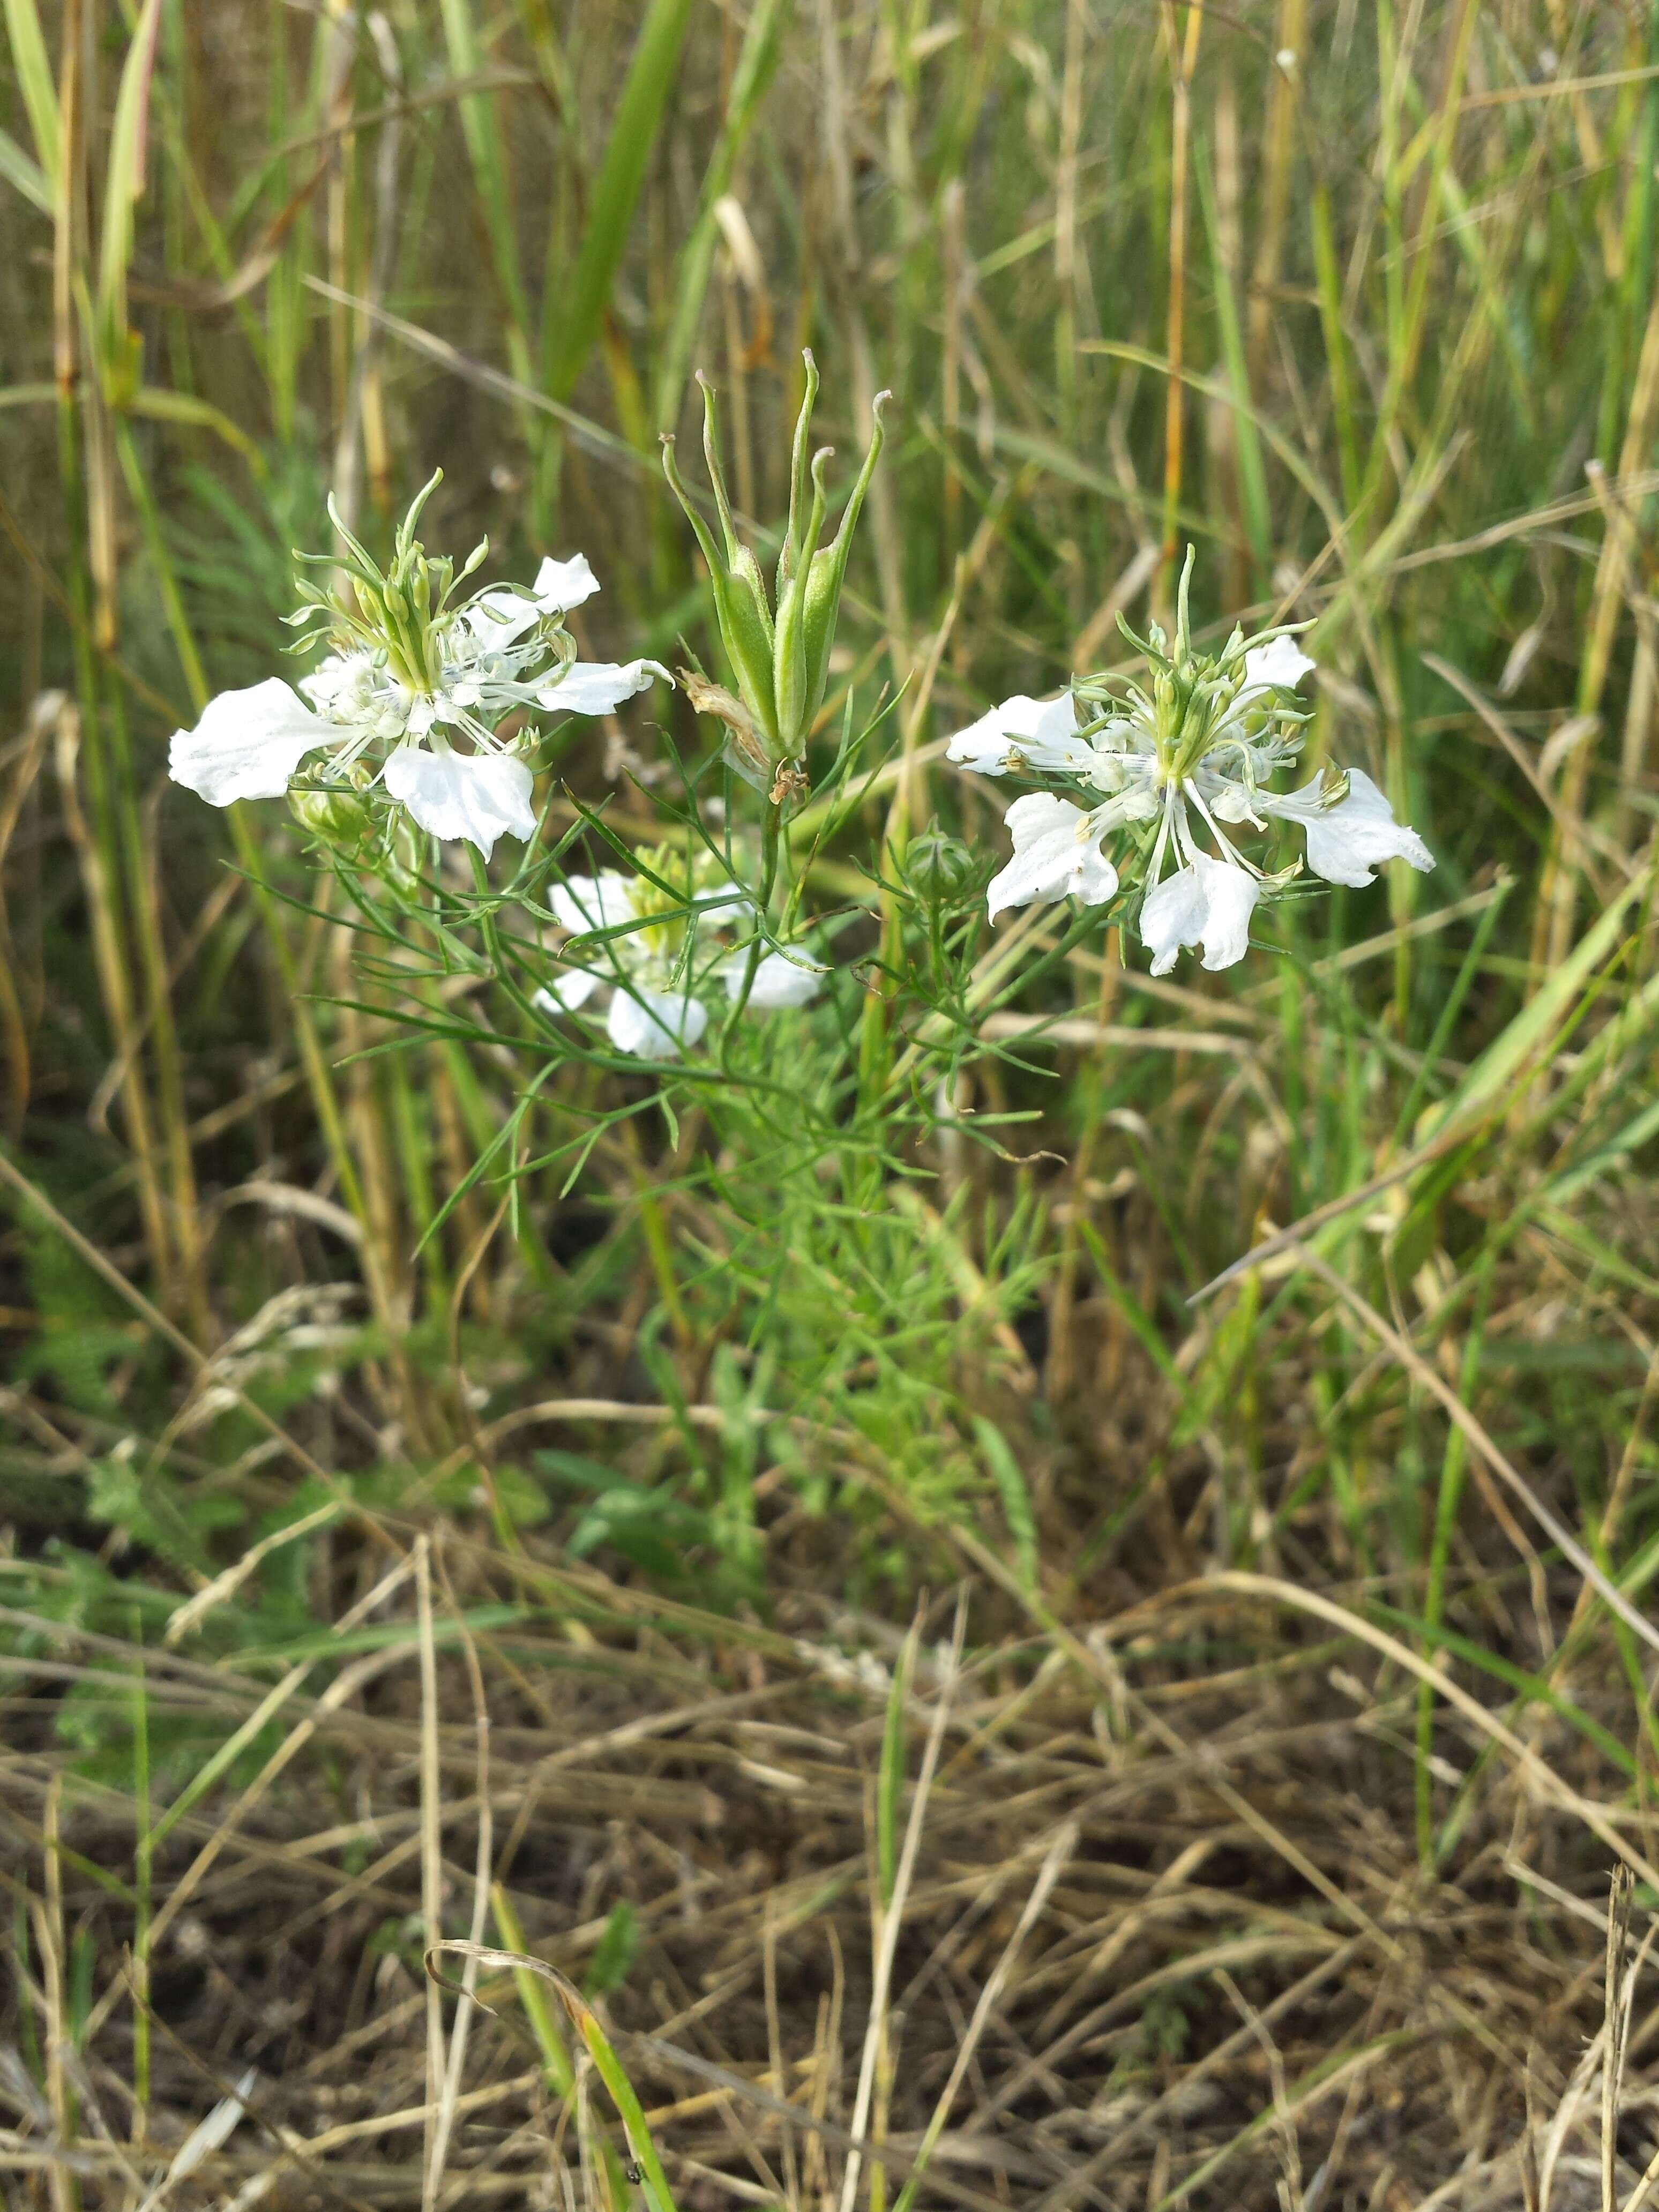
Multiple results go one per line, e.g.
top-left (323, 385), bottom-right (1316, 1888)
top-left (4, 1), bottom-right (1659, 2206)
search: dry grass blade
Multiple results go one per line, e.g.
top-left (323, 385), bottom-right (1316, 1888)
top-left (839, 1594), bottom-right (966, 2212)
top-left (1283, 1245), bottom-right (1659, 1662)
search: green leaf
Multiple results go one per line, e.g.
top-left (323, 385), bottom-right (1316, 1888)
top-left (1195, 134), bottom-right (1270, 586)
top-left (437, 0), bottom-right (531, 343)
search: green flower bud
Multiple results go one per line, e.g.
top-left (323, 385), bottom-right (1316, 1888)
top-left (289, 778), bottom-right (375, 849)
top-left (904, 825), bottom-right (975, 902)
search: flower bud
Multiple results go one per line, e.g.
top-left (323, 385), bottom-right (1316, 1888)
top-left (288, 779), bottom-right (374, 848)
top-left (904, 825), bottom-right (976, 902)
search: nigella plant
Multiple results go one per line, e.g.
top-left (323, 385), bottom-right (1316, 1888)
top-left (169, 472), bottom-right (669, 861)
top-left (947, 551), bottom-right (1433, 973)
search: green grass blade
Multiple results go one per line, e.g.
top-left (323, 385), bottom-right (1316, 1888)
top-left (2, 0), bottom-right (57, 176)
top-left (426, 1943), bottom-right (679, 2212)
top-left (488, 1886), bottom-right (574, 2097)
top-left (652, 0), bottom-right (796, 425)
top-left (973, 1414), bottom-right (1040, 1594)
top-left (96, 0), bottom-right (163, 367)
top-left (437, 0), bottom-right (533, 361)
top-left (0, 121), bottom-right (49, 211)
top-left (1195, 134), bottom-right (1271, 585)
top-left (545, 0), bottom-right (696, 404)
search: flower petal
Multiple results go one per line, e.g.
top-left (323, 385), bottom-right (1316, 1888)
top-left (537, 659), bottom-right (672, 716)
top-left (986, 794), bottom-right (1119, 922)
top-left (1240, 635), bottom-right (1316, 697)
top-left (1264, 767), bottom-right (1433, 887)
top-left (464, 588), bottom-right (542, 648)
top-left (607, 984), bottom-right (708, 1058)
top-left (533, 969), bottom-right (603, 1014)
top-left (726, 950), bottom-right (825, 1007)
top-left (532, 553), bottom-right (601, 615)
top-left (169, 679), bottom-right (332, 805)
top-left (548, 871), bottom-right (638, 936)
top-left (382, 746), bottom-right (536, 858)
top-left (946, 692), bottom-right (1103, 776)
top-left (462, 555), bottom-right (602, 648)
top-left (1140, 855), bottom-right (1260, 975)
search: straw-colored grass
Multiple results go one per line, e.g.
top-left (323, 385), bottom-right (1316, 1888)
top-left (4, 1), bottom-right (1659, 2206)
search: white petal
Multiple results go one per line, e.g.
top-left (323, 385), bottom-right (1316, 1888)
top-left (1240, 634), bottom-right (1316, 697)
top-left (382, 746), bottom-right (536, 859)
top-left (946, 692), bottom-right (1100, 776)
top-left (533, 969), bottom-right (603, 1014)
top-left (169, 679), bottom-right (332, 805)
top-left (607, 984), bottom-right (708, 1058)
top-left (462, 556), bottom-right (600, 648)
top-left (1264, 766), bottom-right (1434, 887)
top-left (1139, 856), bottom-right (1260, 975)
top-left (537, 659), bottom-right (671, 716)
top-left (465, 587), bottom-right (542, 648)
top-left (1191, 859), bottom-right (1261, 969)
top-left (726, 950), bottom-right (825, 1007)
top-left (298, 651), bottom-right (363, 712)
top-left (548, 871), bottom-right (638, 935)
top-left (985, 794), bottom-right (1119, 922)
top-left (532, 552), bottom-right (601, 614)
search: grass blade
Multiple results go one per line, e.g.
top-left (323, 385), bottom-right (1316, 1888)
top-left (652, 0), bottom-right (796, 425)
top-left (96, 0), bottom-right (163, 371)
top-left (545, 0), bottom-right (695, 403)
top-left (2, 0), bottom-right (57, 176)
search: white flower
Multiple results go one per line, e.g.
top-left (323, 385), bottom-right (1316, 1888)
top-left (955, 618), bottom-right (1434, 973)
top-left (987, 794), bottom-right (1119, 922)
top-left (1140, 852), bottom-right (1261, 974)
top-left (169, 532), bottom-right (670, 858)
top-left (1262, 767), bottom-right (1434, 887)
top-left (946, 692), bottom-right (1120, 778)
top-left (169, 678), bottom-right (333, 804)
top-left (539, 862), bottom-right (817, 1057)
top-left (381, 745), bottom-right (535, 860)
top-left (1239, 634), bottom-right (1316, 698)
